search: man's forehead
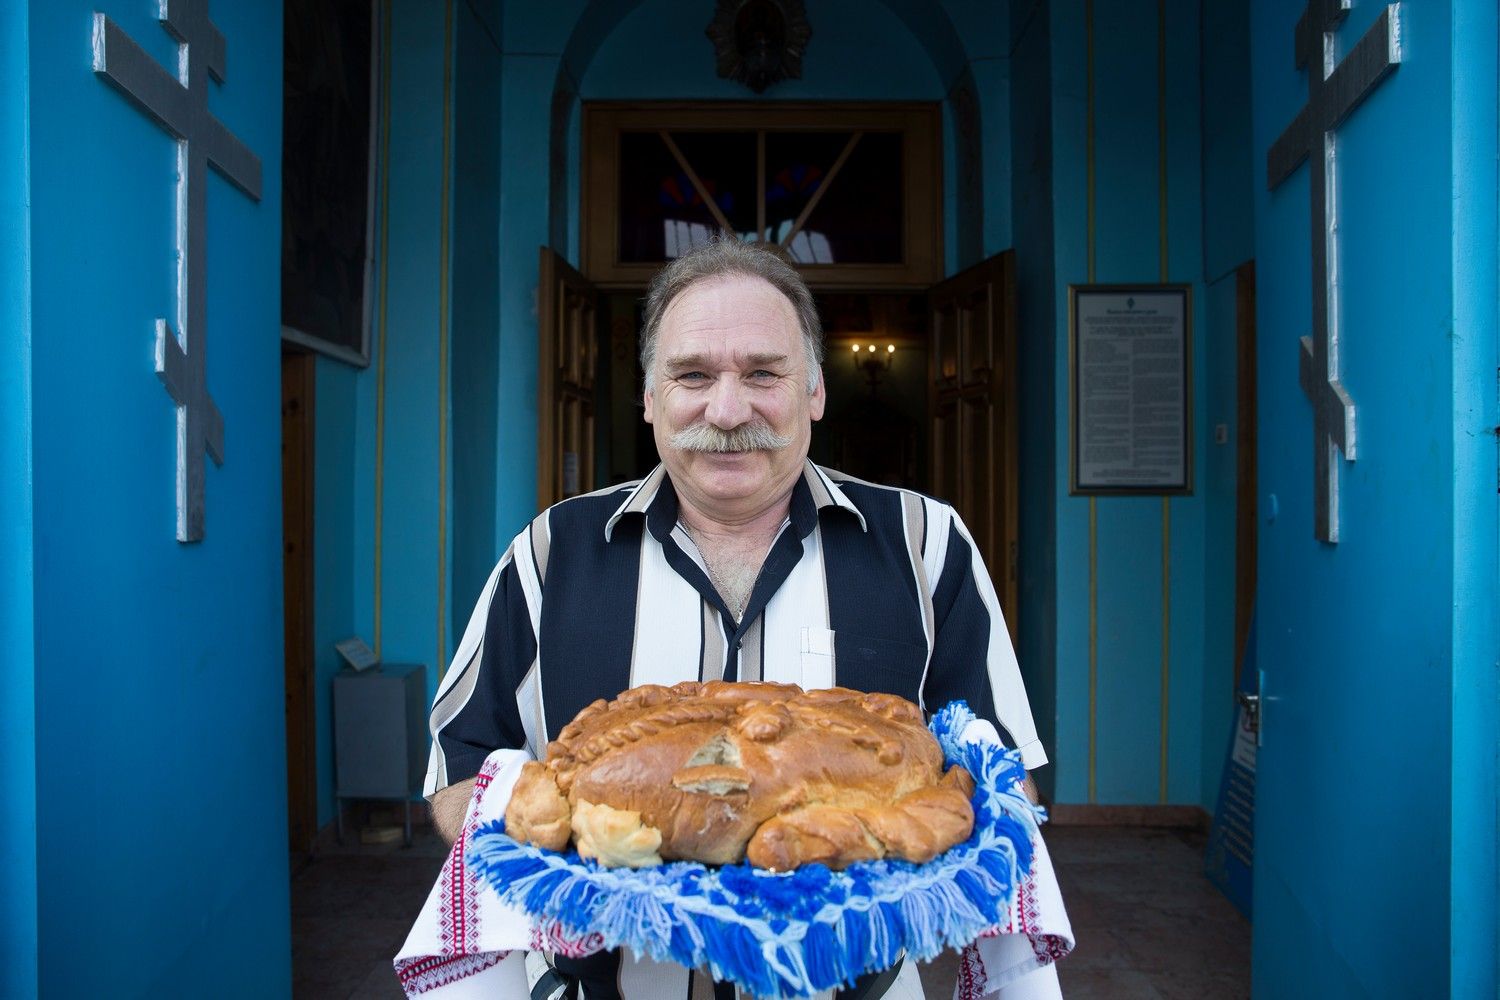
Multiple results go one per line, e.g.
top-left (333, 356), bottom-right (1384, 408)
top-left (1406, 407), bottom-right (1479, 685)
top-left (659, 273), bottom-right (800, 331)
top-left (660, 347), bottom-right (792, 369)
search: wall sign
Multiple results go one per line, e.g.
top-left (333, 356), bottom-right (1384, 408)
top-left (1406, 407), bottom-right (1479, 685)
top-left (1069, 284), bottom-right (1192, 495)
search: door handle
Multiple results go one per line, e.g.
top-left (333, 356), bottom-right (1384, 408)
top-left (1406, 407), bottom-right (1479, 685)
top-left (1236, 686), bottom-right (1263, 747)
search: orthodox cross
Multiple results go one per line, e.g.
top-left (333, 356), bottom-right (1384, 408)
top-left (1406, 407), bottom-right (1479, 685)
top-left (1266, 2), bottom-right (1400, 542)
top-left (93, 1), bottom-right (262, 542)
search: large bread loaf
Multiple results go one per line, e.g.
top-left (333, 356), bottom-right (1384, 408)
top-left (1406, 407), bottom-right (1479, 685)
top-left (504, 680), bottom-right (975, 870)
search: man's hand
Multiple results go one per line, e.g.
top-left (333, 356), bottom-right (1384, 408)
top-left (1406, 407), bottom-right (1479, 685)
top-left (430, 777), bottom-right (477, 844)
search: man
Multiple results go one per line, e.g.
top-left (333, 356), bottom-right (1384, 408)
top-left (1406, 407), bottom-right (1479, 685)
top-left (422, 239), bottom-right (1061, 999)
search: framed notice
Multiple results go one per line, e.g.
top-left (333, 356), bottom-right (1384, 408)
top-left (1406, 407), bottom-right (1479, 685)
top-left (1069, 284), bottom-right (1192, 494)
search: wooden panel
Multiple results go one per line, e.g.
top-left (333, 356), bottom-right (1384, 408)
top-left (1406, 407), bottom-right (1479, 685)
top-left (539, 247), bottom-right (599, 509)
top-left (280, 349), bottom-right (317, 854)
top-left (929, 252), bottom-right (1019, 640)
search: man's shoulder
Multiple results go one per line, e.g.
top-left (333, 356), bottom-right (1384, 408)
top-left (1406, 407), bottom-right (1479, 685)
top-left (506, 480), bottom-right (643, 547)
top-left (815, 465), bottom-right (958, 519)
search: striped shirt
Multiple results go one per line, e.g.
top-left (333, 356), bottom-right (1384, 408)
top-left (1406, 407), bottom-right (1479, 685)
top-left (424, 461), bottom-right (1045, 797)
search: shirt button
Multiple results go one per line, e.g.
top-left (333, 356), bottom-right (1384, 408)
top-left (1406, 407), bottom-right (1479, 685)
top-left (736, 640), bottom-right (743, 649)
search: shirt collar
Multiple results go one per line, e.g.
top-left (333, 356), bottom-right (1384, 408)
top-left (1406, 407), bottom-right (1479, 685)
top-left (602, 460), bottom-right (868, 542)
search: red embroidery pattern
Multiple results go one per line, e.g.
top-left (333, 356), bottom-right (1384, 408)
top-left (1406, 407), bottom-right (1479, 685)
top-left (396, 761), bottom-right (511, 994)
top-left (435, 762), bottom-right (499, 956)
top-left (957, 942), bottom-right (988, 1000)
top-left (529, 921), bottom-right (606, 958)
top-left (1015, 837), bottom-right (1072, 966)
top-left (395, 953), bottom-right (504, 992)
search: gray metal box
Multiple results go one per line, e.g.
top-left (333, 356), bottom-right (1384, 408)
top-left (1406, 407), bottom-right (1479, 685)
top-left (332, 662), bottom-right (427, 799)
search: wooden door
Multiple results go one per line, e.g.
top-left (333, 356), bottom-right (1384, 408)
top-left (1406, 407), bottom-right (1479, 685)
top-left (929, 252), bottom-right (1019, 641)
top-left (280, 349), bottom-right (317, 854)
top-left (537, 248), bottom-right (599, 510)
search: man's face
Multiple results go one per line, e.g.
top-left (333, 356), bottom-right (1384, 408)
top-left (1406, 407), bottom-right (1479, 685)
top-left (643, 273), bottom-right (825, 521)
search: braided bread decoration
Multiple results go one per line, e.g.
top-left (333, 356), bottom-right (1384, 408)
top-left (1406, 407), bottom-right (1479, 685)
top-left (504, 680), bottom-right (975, 870)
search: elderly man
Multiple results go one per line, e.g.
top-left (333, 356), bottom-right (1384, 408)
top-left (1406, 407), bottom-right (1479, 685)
top-left (420, 239), bottom-right (1063, 999)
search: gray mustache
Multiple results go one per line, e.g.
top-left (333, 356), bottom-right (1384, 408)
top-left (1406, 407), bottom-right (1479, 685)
top-left (668, 421), bottom-right (793, 453)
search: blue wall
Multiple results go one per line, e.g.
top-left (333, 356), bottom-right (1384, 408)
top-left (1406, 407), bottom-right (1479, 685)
top-left (21, 0), bottom-right (289, 992)
top-left (1034, 0), bottom-right (1232, 808)
top-left (311, 0), bottom-right (467, 825)
top-left (449, 0), bottom-right (504, 666)
top-left (1009, 0), bottom-right (1059, 801)
top-left (313, 356), bottom-right (360, 823)
top-left (0, 3), bottom-right (37, 993)
top-left (1248, 0), bottom-right (1497, 993)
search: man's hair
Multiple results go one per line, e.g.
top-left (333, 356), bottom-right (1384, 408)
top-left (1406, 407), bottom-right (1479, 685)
top-left (640, 237), bottom-right (824, 393)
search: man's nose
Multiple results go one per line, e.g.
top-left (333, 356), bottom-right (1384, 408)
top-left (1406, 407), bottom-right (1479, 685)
top-left (703, 375), bottom-right (752, 428)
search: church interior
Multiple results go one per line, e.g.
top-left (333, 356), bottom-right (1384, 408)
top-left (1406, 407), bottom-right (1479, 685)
top-left (2, 0), bottom-right (1495, 996)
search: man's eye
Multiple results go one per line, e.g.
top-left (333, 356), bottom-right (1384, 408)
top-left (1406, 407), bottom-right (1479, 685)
top-left (677, 371), bottom-right (708, 383)
top-left (749, 369), bottom-right (777, 380)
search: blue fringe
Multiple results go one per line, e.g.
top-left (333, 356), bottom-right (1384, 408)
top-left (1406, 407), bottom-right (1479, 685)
top-left (467, 701), bottom-right (1044, 999)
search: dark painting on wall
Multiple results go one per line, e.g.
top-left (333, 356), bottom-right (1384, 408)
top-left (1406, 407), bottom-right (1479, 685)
top-left (281, 0), bottom-right (376, 366)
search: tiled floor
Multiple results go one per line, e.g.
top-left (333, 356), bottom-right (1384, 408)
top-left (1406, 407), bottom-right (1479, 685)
top-left (292, 822), bottom-right (1248, 999)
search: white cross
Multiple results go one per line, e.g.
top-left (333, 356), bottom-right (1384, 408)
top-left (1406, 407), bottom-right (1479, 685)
top-left (1267, 1), bottom-right (1400, 543)
top-left (93, 0), bottom-right (262, 542)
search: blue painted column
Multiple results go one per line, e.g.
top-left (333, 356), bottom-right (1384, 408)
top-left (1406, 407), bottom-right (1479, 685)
top-left (21, 0), bottom-right (289, 992)
top-left (1447, 2), bottom-right (1499, 991)
top-left (1038, 0), bottom-right (1223, 810)
top-left (495, 52), bottom-right (558, 536)
top-left (0, 3), bottom-right (38, 994)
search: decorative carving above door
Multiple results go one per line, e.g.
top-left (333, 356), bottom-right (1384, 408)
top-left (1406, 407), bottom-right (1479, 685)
top-left (706, 0), bottom-right (812, 94)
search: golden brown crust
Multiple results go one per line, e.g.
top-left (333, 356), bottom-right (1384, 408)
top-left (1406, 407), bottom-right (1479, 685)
top-left (504, 681), bottom-right (975, 870)
top-left (505, 760), bottom-right (571, 852)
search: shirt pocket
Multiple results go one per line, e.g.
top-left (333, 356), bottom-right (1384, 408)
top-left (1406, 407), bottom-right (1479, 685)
top-left (833, 632), bottom-right (928, 704)
top-left (798, 626), bottom-right (836, 689)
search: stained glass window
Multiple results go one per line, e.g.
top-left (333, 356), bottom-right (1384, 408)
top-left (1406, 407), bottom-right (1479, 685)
top-left (585, 105), bottom-right (940, 287)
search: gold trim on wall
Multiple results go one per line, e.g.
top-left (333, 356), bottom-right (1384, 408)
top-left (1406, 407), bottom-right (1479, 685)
top-left (1085, 0), bottom-right (1097, 804)
top-left (1157, 0), bottom-right (1172, 804)
top-left (372, 0), bottom-right (392, 658)
top-left (436, 0), bottom-right (454, 677)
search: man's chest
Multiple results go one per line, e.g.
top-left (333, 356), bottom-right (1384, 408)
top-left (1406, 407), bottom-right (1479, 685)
top-left (533, 525), bottom-right (932, 743)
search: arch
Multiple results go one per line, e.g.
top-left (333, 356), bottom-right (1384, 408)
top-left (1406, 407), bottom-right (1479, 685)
top-left (546, 0), bottom-right (984, 265)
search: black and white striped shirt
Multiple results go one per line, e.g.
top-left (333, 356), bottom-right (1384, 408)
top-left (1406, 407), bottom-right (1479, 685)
top-left (425, 461), bottom-right (1045, 796)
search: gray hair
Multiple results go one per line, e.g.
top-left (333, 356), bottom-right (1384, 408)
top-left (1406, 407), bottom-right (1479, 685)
top-left (640, 237), bottom-right (824, 393)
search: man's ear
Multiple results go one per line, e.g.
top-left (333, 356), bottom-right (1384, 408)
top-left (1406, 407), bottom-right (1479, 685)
top-left (643, 387), bottom-right (655, 424)
top-left (808, 370), bottom-right (826, 422)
